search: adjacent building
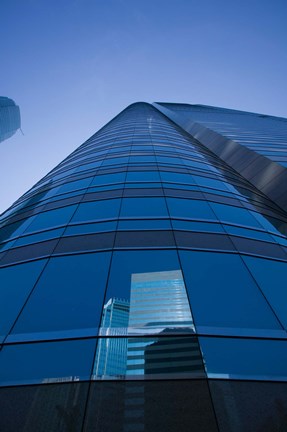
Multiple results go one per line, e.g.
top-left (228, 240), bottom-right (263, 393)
top-left (0, 102), bottom-right (287, 431)
top-left (0, 96), bottom-right (21, 143)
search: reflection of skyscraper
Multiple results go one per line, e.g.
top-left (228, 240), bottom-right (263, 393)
top-left (127, 270), bottom-right (197, 377)
top-left (129, 270), bottom-right (194, 332)
top-left (94, 298), bottom-right (130, 378)
top-left (0, 97), bottom-right (21, 143)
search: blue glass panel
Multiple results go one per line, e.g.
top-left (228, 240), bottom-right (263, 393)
top-left (243, 257), bottom-right (287, 329)
top-left (57, 178), bottom-right (92, 194)
top-left (100, 250), bottom-right (195, 335)
top-left (166, 198), bottom-right (215, 220)
top-left (193, 176), bottom-right (229, 191)
top-left (126, 171), bottom-right (160, 181)
top-left (180, 251), bottom-right (280, 330)
top-left (0, 260), bottom-right (47, 340)
top-left (210, 203), bottom-right (262, 228)
top-left (75, 161), bottom-right (101, 172)
top-left (120, 198), bottom-right (168, 218)
top-left (160, 172), bottom-right (194, 184)
top-left (91, 173), bottom-right (126, 186)
top-left (12, 253), bottom-right (111, 336)
top-left (72, 199), bottom-right (121, 222)
top-left (200, 337), bottom-right (287, 380)
top-left (13, 228), bottom-right (65, 247)
top-left (0, 218), bottom-right (36, 242)
top-left (102, 157), bottom-right (129, 166)
top-left (64, 221), bottom-right (117, 235)
top-left (24, 206), bottom-right (77, 233)
top-left (0, 339), bottom-right (96, 385)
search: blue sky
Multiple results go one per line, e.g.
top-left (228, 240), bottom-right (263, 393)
top-left (0, 0), bottom-right (287, 213)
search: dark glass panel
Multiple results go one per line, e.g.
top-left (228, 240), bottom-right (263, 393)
top-left (0, 383), bottom-right (89, 432)
top-left (0, 260), bottom-right (47, 341)
top-left (243, 256), bottom-right (287, 329)
top-left (118, 219), bottom-right (172, 230)
top-left (11, 253), bottom-right (111, 337)
top-left (64, 221), bottom-right (117, 235)
top-left (13, 228), bottom-right (65, 247)
top-left (0, 239), bottom-right (58, 266)
top-left (0, 338), bottom-right (96, 385)
top-left (54, 232), bottom-right (115, 253)
top-left (172, 220), bottom-right (224, 232)
top-left (210, 380), bottom-right (287, 432)
top-left (84, 380), bottom-right (218, 432)
top-left (0, 217), bottom-right (35, 242)
top-left (180, 251), bottom-right (280, 330)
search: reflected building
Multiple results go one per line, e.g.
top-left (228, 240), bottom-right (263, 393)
top-left (0, 96), bottom-right (21, 143)
top-left (94, 298), bottom-right (130, 378)
top-left (1, 102), bottom-right (287, 430)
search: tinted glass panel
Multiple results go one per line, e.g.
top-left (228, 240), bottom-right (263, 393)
top-left (200, 337), bottom-right (287, 380)
top-left (166, 198), bottom-right (216, 220)
top-left (71, 199), bottom-right (121, 222)
top-left (243, 256), bottom-right (287, 329)
top-left (210, 203), bottom-right (262, 228)
top-left (210, 380), bottom-right (287, 432)
top-left (84, 380), bottom-right (218, 432)
top-left (120, 198), bottom-right (168, 218)
top-left (0, 260), bottom-right (47, 340)
top-left (24, 206), bottom-right (77, 233)
top-left (0, 339), bottom-right (96, 385)
top-left (11, 253), bottom-right (111, 337)
top-left (93, 335), bottom-right (204, 379)
top-left (102, 250), bottom-right (194, 334)
top-left (180, 251), bottom-right (280, 331)
top-left (0, 383), bottom-right (89, 432)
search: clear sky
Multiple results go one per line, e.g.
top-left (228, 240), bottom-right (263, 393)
top-left (0, 0), bottom-right (287, 214)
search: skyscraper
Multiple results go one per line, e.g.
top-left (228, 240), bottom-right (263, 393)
top-left (0, 96), bottom-right (21, 143)
top-left (0, 102), bottom-right (287, 431)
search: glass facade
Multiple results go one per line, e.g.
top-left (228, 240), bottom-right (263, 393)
top-left (0, 102), bottom-right (287, 430)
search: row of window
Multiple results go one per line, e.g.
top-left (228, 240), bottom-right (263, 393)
top-left (0, 251), bottom-right (286, 345)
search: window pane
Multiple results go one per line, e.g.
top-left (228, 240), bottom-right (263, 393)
top-left (0, 339), bottom-right (96, 386)
top-left (0, 260), bottom-right (47, 340)
top-left (101, 251), bottom-right (194, 335)
top-left (166, 198), bottom-right (216, 220)
top-left (200, 337), bottom-right (287, 380)
top-left (11, 253), bottom-right (111, 337)
top-left (71, 199), bottom-right (121, 222)
top-left (243, 256), bottom-right (287, 330)
top-left (180, 251), bottom-right (280, 331)
top-left (120, 198), bottom-right (168, 218)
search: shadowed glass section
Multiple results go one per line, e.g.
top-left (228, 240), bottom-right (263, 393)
top-left (10, 253), bottom-right (111, 340)
top-left (84, 380), bottom-right (218, 432)
top-left (0, 260), bottom-right (47, 342)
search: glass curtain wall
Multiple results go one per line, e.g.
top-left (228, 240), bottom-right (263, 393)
top-left (0, 102), bottom-right (287, 431)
